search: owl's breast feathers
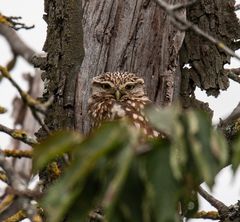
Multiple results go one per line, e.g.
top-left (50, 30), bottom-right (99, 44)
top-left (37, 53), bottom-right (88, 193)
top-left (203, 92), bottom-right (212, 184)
top-left (88, 96), bottom-right (164, 139)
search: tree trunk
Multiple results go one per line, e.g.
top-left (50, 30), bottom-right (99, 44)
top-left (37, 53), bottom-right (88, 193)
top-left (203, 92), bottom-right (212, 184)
top-left (40, 0), bottom-right (185, 136)
top-left (75, 0), bottom-right (185, 134)
top-left (36, 0), bottom-right (84, 139)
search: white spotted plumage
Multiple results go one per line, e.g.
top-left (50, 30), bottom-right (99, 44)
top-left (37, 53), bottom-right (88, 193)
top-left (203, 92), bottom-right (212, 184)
top-left (88, 72), bottom-right (164, 138)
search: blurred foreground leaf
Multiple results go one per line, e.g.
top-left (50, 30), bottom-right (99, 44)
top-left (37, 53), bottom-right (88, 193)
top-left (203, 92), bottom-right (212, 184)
top-left (141, 140), bottom-right (180, 222)
top-left (41, 122), bottom-right (132, 222)
top-left (36, 106), bottom-right (230, 222)
top-left (33, 131), bottom-right (82, 171)
top-left (147, 106), bottom-right (228, 186)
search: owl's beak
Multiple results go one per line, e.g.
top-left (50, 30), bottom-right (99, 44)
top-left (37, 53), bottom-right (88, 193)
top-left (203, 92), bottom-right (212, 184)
top-left (115, 90), bottom-right (121, 100)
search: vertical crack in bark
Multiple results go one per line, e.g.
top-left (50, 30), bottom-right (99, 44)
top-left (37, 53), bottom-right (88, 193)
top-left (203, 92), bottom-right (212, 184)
top-left (75, 0), bottom-right (185, 133)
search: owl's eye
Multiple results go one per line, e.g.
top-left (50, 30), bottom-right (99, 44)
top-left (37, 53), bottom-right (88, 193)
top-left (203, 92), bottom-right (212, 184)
top-left (125, 84), bottom-right (135, 90)
top-left (101, 83), bottom-right (112, 90)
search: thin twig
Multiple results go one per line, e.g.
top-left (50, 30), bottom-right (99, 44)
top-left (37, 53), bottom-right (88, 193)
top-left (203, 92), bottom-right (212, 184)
top-left (0, 66), bottom-right (50, 134)
top-left (227, 68), bottom-right (240, 76)
top-left (31, 109), bottom-right (50, 134)
top-left (0, 14), bottom-right (34, 31)
top-left (0, 66), bottom-right (45, 113)
top-left (228, 73), bottom-right (240, 84)
top-left (235, 4), bottom-right (240, 11)
top-left (0, 152), bottom-right (18, 186)
top-left (0, 194), bottom-right (15, 213)
top-left (193, 210), bottom-right (220, 220)
top-left (0, 106), bottom-right (7, 114)
top-left (154, 0), bottom-right (240, 61)
top-left (0, 170), bottom-right (8, 184)
top-left (0, 24), bottom-right (35, 64)
top-left (3, 209), bottom-right (27, 222)
top-left (2, 149), bottom-right (32, 159)
top-left (0, 123), bottom-right (37, 146)
top-left (218, 102), bottom-right (240, 128)
top-left (170, 0), bottom-right (197, 11)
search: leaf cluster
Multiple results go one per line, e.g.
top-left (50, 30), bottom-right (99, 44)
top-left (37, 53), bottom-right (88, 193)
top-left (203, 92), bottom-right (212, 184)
top-left (33, 105), bottom-right (240, 222)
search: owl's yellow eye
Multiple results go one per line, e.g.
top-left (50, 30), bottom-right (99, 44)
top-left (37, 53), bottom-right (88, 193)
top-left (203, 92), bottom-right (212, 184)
top-left (125, 84), bottom-right (135, 90)
top-left (101, 83), bottom-right (112, 90)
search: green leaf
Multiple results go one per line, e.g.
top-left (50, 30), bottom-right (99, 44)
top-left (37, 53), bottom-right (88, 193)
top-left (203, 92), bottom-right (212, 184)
top-left (146, 105), bottom-right (179, 136)
top-left (108, 162), bottom-right (145, 222)
top-left (185, 110), bottom-right (226, 187)
top-left (41, 122), bottom-right (131, 222)
top-left (103, 143), bottom-right (135, 219)
top-left (142, 140), bottom-right (180, 222)
top-left (170, 122), bottom-right (187, 180)
top-left (33, 131), bottom-right (82, 171)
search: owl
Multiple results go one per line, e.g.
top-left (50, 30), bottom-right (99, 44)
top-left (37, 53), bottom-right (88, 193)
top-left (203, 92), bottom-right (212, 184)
top-left (88, 71), bottom-right (164, 139)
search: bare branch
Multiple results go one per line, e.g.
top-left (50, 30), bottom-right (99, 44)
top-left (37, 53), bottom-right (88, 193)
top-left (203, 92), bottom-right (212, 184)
top-left (0, 123), bottom-right (37, 146)
top-left (170, 0), bottom-right (197, 11)
top-left (235, 4), bottom-right (240, 11)
top-left (225, 68), bottom-right (240, 76)
top-left (2, 149), bottom-right (32, 159)
top-left (0, 194), bottom-right (15, 213)
top-left (219, 102), bottom-right (240, 128)
top-left (0, 66), bottom-right (50, 134)
top-left (0, 24), bottom-right (35, 64)
top-left (198, 186), bottom-right (229, 216)
top-left (194, 210), bottom-right (220, 220)
top-left (228, 73), bottom-right (240, 84)
top-left (0, 170), bottom-right (8, 184)
top-left (154, 0), bottom-right (240, 61)
top-left (224, 68), bottom-right (240, 84)
top-left (3, 209), bottom-right (27, 222)
top-left (0, 14), bottom-right (34, 31)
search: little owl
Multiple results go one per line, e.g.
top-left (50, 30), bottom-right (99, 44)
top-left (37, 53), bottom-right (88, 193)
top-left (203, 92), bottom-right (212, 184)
top-left (88, 71), bottom-right (163, 139)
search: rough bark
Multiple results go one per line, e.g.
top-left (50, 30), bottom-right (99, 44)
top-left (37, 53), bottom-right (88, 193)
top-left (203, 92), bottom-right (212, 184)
top-left (75, 0), bottom-right (186, 134)
top-left (180, 0), bottom-right (240, 97)
top-left (36, 0), bottom-right (84, 138)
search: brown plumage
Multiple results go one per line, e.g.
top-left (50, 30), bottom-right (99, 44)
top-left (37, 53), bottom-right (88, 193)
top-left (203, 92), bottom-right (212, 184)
top-left (88, 71), bottom-right (164, 139)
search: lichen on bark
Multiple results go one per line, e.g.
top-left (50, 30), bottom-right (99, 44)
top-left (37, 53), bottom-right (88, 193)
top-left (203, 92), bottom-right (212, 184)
top-left (37, 0), bottom-right (84, 139)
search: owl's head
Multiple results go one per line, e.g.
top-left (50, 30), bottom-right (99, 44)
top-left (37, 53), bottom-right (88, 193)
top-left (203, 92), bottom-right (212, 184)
top-left (90, 72), bottom-right (146, 101)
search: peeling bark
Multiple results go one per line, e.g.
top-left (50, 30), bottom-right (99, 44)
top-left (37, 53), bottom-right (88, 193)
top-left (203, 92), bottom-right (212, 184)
top-left (180, 0), bottom-right (240, 97)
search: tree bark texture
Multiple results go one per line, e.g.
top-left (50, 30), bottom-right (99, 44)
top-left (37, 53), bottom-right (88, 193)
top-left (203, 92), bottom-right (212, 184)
top-left (37, 0), bottom-right (84, 138)
top-left (39, 0), bottom-right (240, 134)
top-left (180, 0), bottom-right (240, 97)
top-left (75, 0), bottom-right (186, 134)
